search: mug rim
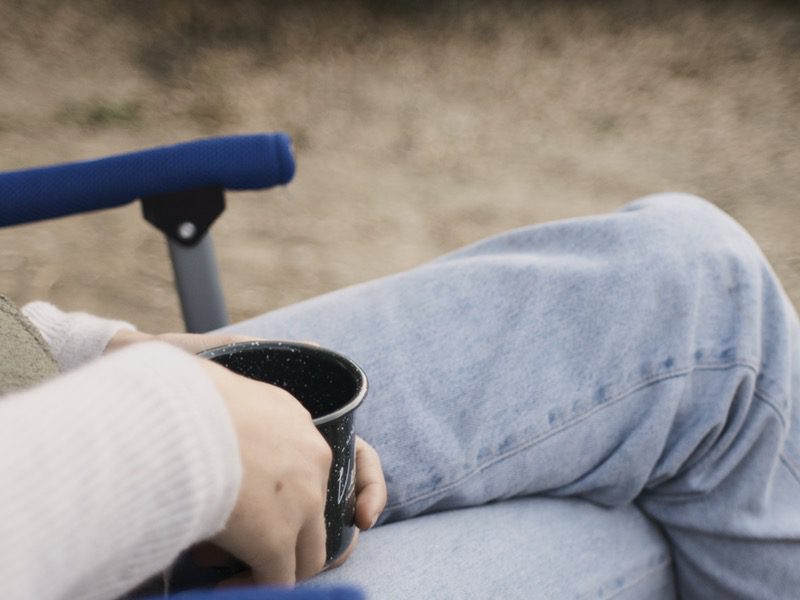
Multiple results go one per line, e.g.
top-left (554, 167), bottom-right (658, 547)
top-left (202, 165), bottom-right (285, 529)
top-left (197, 340), bottom-right (368, 426)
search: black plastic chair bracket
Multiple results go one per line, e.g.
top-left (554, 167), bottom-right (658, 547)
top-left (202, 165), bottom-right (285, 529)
top-left (141, 186), bottom-right (226, 247)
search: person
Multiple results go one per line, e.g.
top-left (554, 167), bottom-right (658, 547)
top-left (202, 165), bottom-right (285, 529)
top-left (0, 193), bottom-right (798, 599)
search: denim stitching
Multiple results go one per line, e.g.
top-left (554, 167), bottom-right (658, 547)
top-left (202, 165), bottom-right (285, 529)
top-left (388, 360), bottom-right (762, 511)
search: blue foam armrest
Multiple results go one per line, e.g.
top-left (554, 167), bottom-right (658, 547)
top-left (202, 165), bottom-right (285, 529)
top-left (0, 132), bottom-right (295, 227)
top-left (167, 586), bottom-right (364, 600)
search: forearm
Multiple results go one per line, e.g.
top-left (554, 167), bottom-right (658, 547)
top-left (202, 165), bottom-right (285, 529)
top-left (21, 301), bottom-right (136, 371)
top-left (0, 342), bottom-right (242, 600)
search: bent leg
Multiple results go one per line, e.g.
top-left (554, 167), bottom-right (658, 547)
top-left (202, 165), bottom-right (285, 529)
top-left (307, 498), bottom-right (674, 600)
top-left (224, 193), bottom-right (800, 598)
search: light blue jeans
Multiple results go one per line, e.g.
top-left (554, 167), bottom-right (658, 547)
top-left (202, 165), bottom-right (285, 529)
top-left (223, 194), bottom-right (800, 599)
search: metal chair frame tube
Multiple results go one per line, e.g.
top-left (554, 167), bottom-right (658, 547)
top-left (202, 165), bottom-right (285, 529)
top-left (167, 234), bottom-right (228, 333)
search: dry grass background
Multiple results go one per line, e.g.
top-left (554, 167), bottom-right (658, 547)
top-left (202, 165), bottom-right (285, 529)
top-left (0, 0), bottom-right (798, 333)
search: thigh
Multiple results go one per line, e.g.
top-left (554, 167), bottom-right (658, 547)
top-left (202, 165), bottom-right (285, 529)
top-left (306, 498), bottom-right (674, 600)
top-left (221, 194), bottom-right (767, 520)
top-left (223, 193), bottom-right (800, 597)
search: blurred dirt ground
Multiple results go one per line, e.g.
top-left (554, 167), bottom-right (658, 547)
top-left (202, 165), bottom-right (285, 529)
top-left (0, 0), bottom-right (798, 333)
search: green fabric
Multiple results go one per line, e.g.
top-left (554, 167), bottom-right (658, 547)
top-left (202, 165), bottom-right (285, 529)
top-left (0, 296), bottom-right (60, 395)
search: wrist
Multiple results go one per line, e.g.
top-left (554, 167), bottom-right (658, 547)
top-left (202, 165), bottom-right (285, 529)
top-left (105, 329), bottom-right (156, 353)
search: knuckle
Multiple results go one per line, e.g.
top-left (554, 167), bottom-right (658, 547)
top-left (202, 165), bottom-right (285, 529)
top-left (299, 405), bottom-right (315, 422)
top-left (301, 478), bottom-right (327, 509)
top-left (315, 438), bottom-right (333, 466)
top-left (273, 387), bottom-right (313, 417)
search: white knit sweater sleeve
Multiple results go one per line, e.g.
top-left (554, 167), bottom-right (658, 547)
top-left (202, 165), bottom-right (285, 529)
top-left (0, 342), bottom-right (243, 600)
top-left (21, 301), bottom-right (137, 371)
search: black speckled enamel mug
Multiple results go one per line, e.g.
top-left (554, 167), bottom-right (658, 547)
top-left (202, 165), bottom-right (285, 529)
top-left (138, 341), bottom-right (367, 596)
top-left (199, 340), bottom-right (368, 568)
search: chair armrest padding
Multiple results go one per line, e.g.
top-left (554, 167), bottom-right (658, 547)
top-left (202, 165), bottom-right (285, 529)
top-left (0, 133), bottom-right (295, 226)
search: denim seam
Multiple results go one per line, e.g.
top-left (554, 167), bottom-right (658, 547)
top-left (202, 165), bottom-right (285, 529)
top-left (387, 360), bottom-right (759, 511)
top-left (750, 388), bottom-right (800, 485)
top-left (780, 455), bottom-right (800, 485)
top-left (592, 557), bottom-right (674, 600)
top-left (751, 388), bottom-right (789, 430)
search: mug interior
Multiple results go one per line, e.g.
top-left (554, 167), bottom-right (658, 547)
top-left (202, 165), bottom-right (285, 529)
top-left (199, 341), bottom-right (366, 423)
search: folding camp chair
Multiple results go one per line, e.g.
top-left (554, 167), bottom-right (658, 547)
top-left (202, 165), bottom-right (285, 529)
top-left (0, 133), bottom-right (685, 600)
top-left (0, 132), bottom-right (295, 333)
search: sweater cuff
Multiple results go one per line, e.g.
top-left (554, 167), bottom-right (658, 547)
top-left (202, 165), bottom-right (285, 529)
top-left (0, 341), bottom-right (242, 600)
top-left (21, 301), bottom-right (136, 371)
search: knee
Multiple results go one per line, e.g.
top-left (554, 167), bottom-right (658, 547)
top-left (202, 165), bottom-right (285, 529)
top-left (618, 194), bottom-right (792, 385)
top-left (620, 193), bottom-right (767, 281)
top-left (623, 193), bottom-right (740, 242)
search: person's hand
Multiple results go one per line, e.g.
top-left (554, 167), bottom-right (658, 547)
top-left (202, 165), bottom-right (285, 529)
top-left (324, 436), bottom-right (387, 570)
top-left (106, 329), bottom-right (258, 355)
top-left (353, 436), bottom-right (387, 531)
top-left (200, 358), bottom-right (333, 585)
top-left (110, 329), bottom-right (387, 578)
top-left (190, 435), bottom-right (387, 585)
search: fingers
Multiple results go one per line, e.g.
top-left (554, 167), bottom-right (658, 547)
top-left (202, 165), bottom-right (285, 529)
top-left (295, 511), bottom-right (327, 580)
top-left (213, 372), bottom-right (332, 587)
top-left (157, 333), bottom-right (261, 355)
top-left (153, 333), bottom-right (323, 356)
top-left (354, 437), bottom-right (387, 530)
top-left (250, 543), bottom-right (297, 587)
top-left (324, 529), bottom-right (359, 571)
top-left (111, 331), bottom-right (324, 356)
top-left (104, 329), bottom-right (154, 352)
